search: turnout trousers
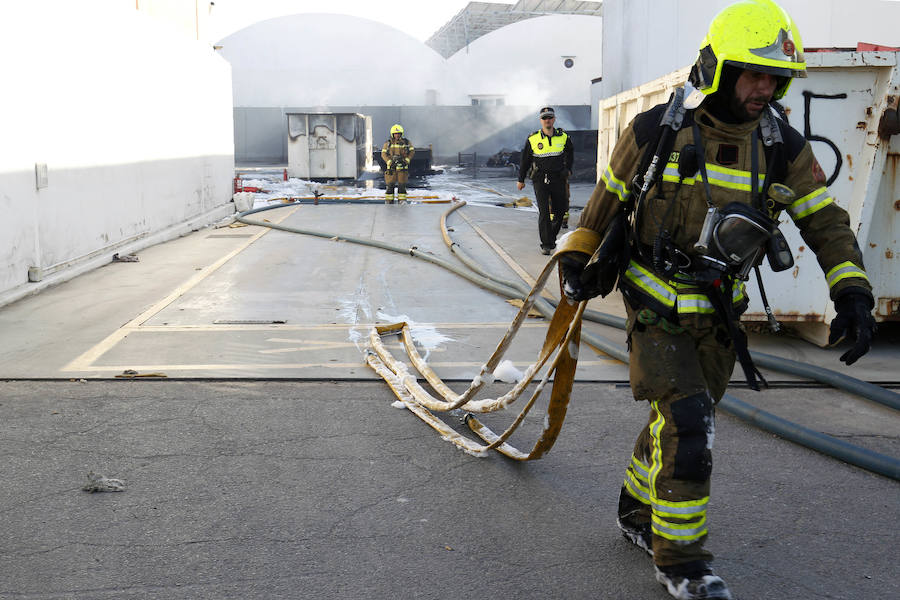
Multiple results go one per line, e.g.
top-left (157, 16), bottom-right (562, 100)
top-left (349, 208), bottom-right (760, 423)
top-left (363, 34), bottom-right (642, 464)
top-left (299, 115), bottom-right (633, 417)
top-left (618, 305), bottom-right (736, 568)
top-left (532, 173), bottom-right (568, 250)
top-left (384, 170), bottom-right (409, 203)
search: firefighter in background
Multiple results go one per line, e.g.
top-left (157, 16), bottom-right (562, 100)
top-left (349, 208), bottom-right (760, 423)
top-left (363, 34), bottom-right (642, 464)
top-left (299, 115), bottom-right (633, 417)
top-left (517, 107), bottom-right (574, 254)
top-left (556, 1), bottom-right (876, 598)
top-left (381, 124), bottom-right (415, 204)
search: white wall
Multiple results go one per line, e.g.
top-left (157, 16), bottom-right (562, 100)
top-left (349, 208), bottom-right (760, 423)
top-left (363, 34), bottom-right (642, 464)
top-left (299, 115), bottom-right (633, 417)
top-left (137, 0), bottom-right (216, 41)
top-left (220, 13), bottom-right (448, 107)
top-left (444, 15), bottom-right (603, 106)
top-left (601, 0), bottom-right (900, 97)
top-left (0, 0), bottom-right (235, 306)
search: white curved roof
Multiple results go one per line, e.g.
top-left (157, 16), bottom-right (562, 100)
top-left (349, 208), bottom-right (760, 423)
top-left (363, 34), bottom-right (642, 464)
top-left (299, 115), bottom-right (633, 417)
top-left (220, 13), bottom-right (447, 107)
top-left (444, 14), bottom-right (603, 105)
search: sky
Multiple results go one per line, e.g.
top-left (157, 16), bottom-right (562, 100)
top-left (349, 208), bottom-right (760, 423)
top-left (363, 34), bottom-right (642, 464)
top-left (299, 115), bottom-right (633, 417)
top-left (208, 0), bottom-right (513, 43)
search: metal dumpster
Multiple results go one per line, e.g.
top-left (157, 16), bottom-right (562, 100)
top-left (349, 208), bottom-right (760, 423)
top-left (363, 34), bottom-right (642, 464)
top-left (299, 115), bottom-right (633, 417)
top-left (287, 113), bottom-right (373, 180)
top-left (597, 51), bottom-right (900, 344)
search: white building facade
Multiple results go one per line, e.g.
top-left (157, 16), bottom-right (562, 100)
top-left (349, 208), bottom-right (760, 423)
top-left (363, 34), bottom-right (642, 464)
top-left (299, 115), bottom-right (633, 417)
top-left (0, 0), bottom-right (235, 306)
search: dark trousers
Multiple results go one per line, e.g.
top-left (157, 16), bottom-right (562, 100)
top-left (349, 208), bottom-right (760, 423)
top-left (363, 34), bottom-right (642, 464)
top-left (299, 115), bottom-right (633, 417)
top-left (384, 170), bottom-right (409, 203)
top-left (619, 304), bottom-right (736, 568)
top-left (532, 173), bottom-right (568, 249)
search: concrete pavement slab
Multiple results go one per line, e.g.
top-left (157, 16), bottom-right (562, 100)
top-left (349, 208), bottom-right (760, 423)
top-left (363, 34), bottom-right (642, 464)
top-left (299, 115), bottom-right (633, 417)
top-left (0, 380), bottom-right (895, 600)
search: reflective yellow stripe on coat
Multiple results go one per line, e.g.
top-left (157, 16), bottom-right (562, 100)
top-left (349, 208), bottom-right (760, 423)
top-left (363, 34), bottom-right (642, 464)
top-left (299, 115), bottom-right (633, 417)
top-left (826, 261), bottom-right (869, 289)
top-left (601, 164), bottom-right (631, 203)
top-left (623, 260), bottom-right (746, 317)
top-left (662, 162), bottom-right (765, 193)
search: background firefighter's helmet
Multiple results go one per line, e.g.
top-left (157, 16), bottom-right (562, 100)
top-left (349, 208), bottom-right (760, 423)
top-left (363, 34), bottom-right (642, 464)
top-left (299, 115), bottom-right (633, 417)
top-left (689, 0), bottom-right (806, 100)
top-left (390, 124), bottom-right (404, 136)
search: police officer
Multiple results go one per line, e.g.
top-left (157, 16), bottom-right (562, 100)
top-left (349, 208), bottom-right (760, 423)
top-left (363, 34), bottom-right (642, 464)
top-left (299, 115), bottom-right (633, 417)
top-left (517, 107), bottom-right (574, 254)
top-left (381, 124), bottom-right (415, 203)
top-left (556, 1), bottom-right (876, 598)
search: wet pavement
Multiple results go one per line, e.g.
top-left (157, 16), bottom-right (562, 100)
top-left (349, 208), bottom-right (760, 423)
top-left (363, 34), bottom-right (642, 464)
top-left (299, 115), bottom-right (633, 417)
top-left (0, 169), bottom-right (897, 599)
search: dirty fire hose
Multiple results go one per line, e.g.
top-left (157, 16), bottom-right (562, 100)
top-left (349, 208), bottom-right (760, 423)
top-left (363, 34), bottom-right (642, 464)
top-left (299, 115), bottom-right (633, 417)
top-left (237, 202), bottom-right (900, 478)
top-left (438, 203), bottom-right (899, 412)
top-left (366, 256), bottom-right (585, 459)
top-left (239, 201), bottom-right (589, 459)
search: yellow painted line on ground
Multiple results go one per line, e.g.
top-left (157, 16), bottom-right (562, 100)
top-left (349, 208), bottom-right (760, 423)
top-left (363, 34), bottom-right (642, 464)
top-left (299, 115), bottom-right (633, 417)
top-left (259, 339), bottom-right (373, 354)
top-left (65, 358), bottom-right (623, 374)
top-left (114, 321), bottom-right (553, 333)
top-left (61, 207), bottom-right (300, 372)
top-left (456, 210), bottom-right (536, 286)
top-left (456, 210), bottom-right (558, 302)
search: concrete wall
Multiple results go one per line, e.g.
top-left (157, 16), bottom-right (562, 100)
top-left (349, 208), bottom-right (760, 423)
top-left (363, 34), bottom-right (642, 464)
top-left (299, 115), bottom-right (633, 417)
top-left (235, 105), bottom-right (592, 165)
top-left (0, 1), bottom-right (235, 307)
top-left (600, 0), bottom-right (900, 98)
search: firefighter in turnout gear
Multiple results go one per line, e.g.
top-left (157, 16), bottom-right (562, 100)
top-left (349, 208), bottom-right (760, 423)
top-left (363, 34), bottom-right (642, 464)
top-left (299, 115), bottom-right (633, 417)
top-left (381, 124), bottom-right (415, 203)
top-left (517, 107), bottom-right (574, 254)
top-left (556, 1), bottom-right (876, 598)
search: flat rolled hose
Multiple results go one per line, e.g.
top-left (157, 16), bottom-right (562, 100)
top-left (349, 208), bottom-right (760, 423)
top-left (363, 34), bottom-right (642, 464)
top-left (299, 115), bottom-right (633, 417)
top-left (238, 201), bottom-right (900, 480)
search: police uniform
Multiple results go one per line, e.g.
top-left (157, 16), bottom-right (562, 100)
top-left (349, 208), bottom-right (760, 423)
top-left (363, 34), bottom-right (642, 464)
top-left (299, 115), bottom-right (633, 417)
top-left (518, 127), bottom-right (574, 251)
top-left (381, 129), bottom-right (415, 203)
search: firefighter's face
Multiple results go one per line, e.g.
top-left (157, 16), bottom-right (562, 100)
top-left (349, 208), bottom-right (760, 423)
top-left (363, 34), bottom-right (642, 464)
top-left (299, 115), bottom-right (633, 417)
top-left (393, 132), bottom-right (402, 139)
top-left (730, 69), bottom-right (778, 121)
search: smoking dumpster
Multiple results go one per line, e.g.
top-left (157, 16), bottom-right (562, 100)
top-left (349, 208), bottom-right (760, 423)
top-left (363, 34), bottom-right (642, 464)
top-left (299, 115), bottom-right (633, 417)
top-left (287, 113), bottom-right (373, 180)
top-left (597, 50), bottom-right (900, 344)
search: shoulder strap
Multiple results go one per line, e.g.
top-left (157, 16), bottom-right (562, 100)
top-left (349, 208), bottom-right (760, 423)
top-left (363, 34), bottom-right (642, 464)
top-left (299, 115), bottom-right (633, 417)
top-left (760, 106), bottom-right (798, 186)
top-left (631, 87), bottom-right (690, 212)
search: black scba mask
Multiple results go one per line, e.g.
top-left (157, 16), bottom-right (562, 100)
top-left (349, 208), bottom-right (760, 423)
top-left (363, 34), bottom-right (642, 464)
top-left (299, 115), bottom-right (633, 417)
top-left (712, 202), bottom-right (773, 265)
top-left (695, 198), bottom-right (793, 277)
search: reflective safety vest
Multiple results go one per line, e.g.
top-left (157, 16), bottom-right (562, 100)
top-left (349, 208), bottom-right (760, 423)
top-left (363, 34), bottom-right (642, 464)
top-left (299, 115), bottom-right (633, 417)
top-left (528, 130), bottom-right (568, 157)
top-left (526, 129), bottom-right (569, 174)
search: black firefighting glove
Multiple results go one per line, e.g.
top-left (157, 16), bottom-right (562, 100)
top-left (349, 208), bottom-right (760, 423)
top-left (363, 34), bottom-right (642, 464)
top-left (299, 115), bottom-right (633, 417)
top-left (560, 252), bottom-right (591, 302)
top-left (392, 157), bottom-right (407, 169)
top-left (828, 291), bottom-right (877, 365)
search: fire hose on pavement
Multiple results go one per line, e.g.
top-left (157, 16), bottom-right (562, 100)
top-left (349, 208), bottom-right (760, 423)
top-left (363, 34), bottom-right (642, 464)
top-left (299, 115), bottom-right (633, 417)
top-left (236, 200), bottom-right (900, 479)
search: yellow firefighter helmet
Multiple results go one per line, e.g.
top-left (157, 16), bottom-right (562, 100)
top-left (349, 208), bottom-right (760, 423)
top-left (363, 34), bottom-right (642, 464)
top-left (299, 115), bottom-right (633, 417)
top-left (690, 0), bottom-right (806, 100)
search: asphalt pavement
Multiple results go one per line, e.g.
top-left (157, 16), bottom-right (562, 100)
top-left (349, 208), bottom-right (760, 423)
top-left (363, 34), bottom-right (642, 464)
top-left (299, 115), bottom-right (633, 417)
top-left (0, 169), bottom-right (897, 599)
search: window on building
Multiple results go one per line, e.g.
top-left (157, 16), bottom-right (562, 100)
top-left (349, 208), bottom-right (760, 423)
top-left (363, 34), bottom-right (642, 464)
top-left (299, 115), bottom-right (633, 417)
top-left (470, 95), bottom-right (506, 106)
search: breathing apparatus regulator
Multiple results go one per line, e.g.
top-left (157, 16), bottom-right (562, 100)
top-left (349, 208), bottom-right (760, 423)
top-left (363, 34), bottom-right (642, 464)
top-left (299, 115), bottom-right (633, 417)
top-left (687, 135), bottom-right (796, 336)
top-left (693, 182), bottom-right (795, 281)
top-left (618, 0), bottom-right (809, 390)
